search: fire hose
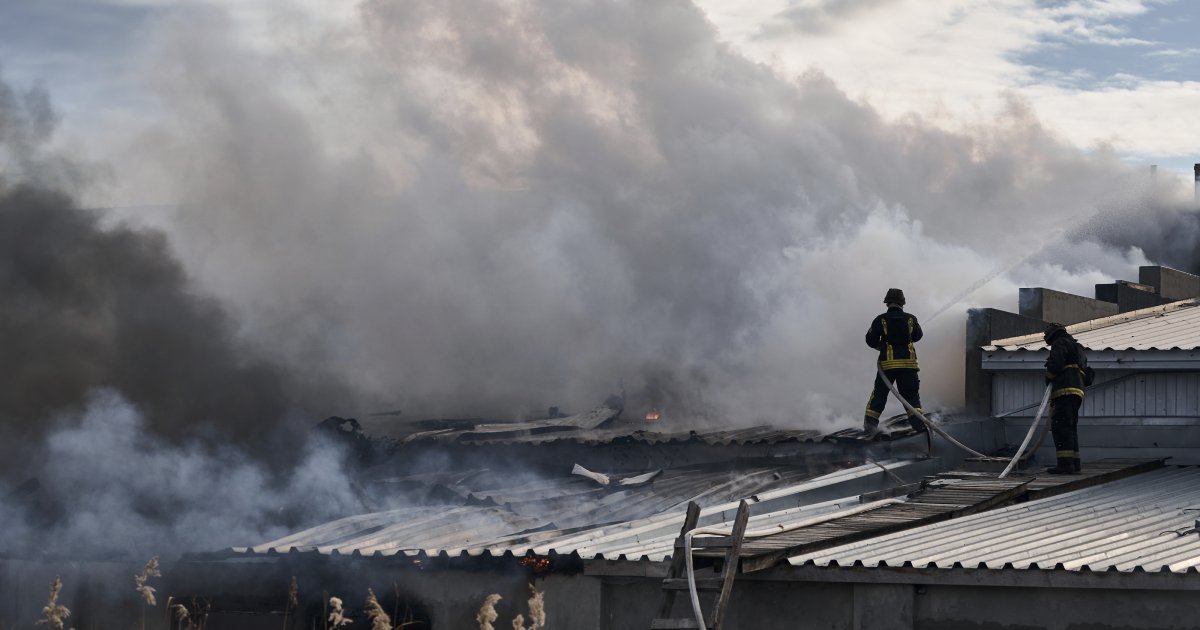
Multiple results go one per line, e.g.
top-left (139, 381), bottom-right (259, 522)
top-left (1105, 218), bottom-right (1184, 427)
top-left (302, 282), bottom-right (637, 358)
top-left (998, 384), bottom-right (1052, 478)
top-left (679, 374), bottom-right (1050, 629)
top-left (874, 365), bottom-right (1054, 475)
top-left (682, 499), bottom-right (905, 630)
top-left (874, 365), bottom-right (992, 459)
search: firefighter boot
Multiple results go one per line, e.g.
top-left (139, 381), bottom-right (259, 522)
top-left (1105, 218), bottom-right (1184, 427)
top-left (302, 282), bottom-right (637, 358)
top-left (1046, 452), bottom-right (1077, 475)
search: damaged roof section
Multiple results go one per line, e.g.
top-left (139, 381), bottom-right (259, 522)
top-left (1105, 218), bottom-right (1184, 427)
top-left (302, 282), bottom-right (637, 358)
top-left (231, 459), bottom-right (1191, 577)
top-left (386, 403), bottom-right (919, 448)
top-left (235, 459), bottom-right (931, 560)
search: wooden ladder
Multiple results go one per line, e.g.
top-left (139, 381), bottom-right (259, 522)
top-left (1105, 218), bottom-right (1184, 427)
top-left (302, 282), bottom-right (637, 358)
top-left (649, 500), bottom-right (750, 630)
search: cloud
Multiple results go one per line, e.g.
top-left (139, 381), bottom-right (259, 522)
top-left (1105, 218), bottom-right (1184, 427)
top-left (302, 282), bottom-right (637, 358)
top-left (695, 0), bottom-right (1197, 164)
top-left (755, 0), bottom-right (899, 36)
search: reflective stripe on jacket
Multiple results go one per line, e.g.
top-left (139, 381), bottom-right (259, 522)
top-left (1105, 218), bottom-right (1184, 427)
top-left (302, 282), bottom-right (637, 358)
top-left (1046, 329), bottom-right (1087, 400)
top-left (865, 307), bottom-right (922, 371)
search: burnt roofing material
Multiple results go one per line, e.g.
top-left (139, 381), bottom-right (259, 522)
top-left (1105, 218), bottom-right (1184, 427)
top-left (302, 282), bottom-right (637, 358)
top-left (229, 460), bottom-right (1188, 575)
top-left (234, 459), bottom-right (922, 561)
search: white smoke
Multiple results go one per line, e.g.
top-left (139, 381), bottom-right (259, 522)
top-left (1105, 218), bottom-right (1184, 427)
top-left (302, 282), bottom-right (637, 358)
top-left (81, 0), bottom-right (1162, 428)
top-left (2, 390), bottom-right (363, 557)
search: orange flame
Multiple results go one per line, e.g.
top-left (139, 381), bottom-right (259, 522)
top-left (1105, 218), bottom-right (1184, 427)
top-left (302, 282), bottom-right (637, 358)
top-left (645, 409), bottom-right (660, 421)
top-left (519, 556), bottom-right (552, 573)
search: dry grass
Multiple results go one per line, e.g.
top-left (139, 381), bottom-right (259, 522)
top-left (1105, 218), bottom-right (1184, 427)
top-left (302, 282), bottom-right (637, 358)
top-left (327, 596), bottom-right (351, 628)
top-left (511, 585), bottom-right (545, 630)
top-left (475, 594), bottom-right (501, 630)
top-left (36, 576), bottom-right (71, 630)
top-left (135, 556), bottom-right (162, 606)
top-left (282, 576), bottom-right (299, 629)
top-left (364, 589), bottom-right (392, 630)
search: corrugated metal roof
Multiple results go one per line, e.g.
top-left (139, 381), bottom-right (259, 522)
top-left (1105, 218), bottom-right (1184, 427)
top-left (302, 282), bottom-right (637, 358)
top-left (399, 423), bottom-right (831, 447)
top-left (789, 466), bottom-right (1200, 573)
top-left (237, 460), bottom-right (917, 560)
top-left (987, 299), bottom-right (1200, 352)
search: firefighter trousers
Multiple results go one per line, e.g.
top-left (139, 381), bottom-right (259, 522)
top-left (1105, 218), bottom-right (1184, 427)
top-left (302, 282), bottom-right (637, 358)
top-left (864, 368), bottom-right (923, 432)
top-left (1050, 394), bottom-right (1082, 471)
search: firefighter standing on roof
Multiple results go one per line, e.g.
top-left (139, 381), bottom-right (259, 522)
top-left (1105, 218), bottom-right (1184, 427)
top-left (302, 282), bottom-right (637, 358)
top-left (1043, 322), bottom-right (1089, 474)
top-left (863, 288), bottom-right (926, 434)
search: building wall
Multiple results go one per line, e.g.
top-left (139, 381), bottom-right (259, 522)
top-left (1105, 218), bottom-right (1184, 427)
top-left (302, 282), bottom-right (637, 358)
top-left (915, 584), bottom-right (1198, 630)
top-left (600, 576), bottom-right (1200, 630)
top-left (991, 370), bottom-right (1200, 464)
top-left (1019, 288), bottom-right (1119, 325)
top-left (992, 370), bottom-right (1200, 418)
top-left (1140, 266), bottom-right (1200, 301)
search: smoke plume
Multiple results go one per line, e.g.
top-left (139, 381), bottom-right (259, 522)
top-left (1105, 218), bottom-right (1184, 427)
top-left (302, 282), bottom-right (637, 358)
top-left (0, 0), bottom-right (1189, 556)
top-left (0, 70), bottom-right (357, 556)
top-left (95, 0), bottom-right (1157, 426)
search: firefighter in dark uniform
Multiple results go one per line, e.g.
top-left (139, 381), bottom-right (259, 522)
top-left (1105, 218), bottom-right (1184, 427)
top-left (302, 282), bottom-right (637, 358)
top-left (1044, 322), bottom-right (1087, 474)
top-left (863, 288), bottom-right (925, 434)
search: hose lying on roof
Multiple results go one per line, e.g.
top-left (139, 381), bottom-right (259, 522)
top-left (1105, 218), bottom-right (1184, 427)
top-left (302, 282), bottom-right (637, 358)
top-left (876, 365), bottom-right (994, 460)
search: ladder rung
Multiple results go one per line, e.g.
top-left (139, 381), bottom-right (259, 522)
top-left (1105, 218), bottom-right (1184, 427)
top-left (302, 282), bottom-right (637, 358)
top-left (674, 536), bottom-right (736, 549)
top-left (650, 616), bottom-right (710, 629)
top-left (662, 578), bottom-right (723, 591)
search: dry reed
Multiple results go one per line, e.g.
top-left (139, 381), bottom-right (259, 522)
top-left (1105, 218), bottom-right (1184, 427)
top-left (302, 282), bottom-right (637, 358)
top-left (476, 594), bottom-right (501, 630)
top-left (135, 556), bottom-right (162, 606)
top-left (328, 596), bottom-right (351, 628)
top-left (364, 589), bottom-right (392, 630)
top-left (282, 576), bottom-right (299, 629)
top-left (511, 584), bottom-right (545, 630)
top-left (37, 576), bottom-right (71, 630)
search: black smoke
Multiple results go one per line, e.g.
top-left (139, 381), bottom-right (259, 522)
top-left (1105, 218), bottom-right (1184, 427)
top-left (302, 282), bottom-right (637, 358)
top-left (0, 71), bottom-right (362, 556)
top-left (1080, 201), bottom-right (1200, 275)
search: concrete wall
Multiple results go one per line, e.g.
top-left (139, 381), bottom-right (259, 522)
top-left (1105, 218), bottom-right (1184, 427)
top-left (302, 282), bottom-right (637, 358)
top-left (599, 575), bottom-right (1200, 630)
top-left (1140, 266), bottom-right (1200, 301)
top-left (916, 585), bottom-right (1198, 630)
top-left (1094, 281), bottom-right (1171, 312)
top-left (1019, 287), bottom-right (1118, 325)
top-left (964, 308), bottom-right (1046, 417)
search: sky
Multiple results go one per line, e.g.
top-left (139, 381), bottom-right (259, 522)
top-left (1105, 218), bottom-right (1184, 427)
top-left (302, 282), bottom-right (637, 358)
top-left (1, 0), bottom-right (1197, 197)
top-left (694, 0), bottom-right (1200, 180)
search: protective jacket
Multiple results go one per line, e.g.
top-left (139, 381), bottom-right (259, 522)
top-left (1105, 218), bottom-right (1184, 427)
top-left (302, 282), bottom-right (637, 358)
top-left (1045, 327), bottom-right (1087, 400)
top-left (865, 307), bottom-right (922, 370)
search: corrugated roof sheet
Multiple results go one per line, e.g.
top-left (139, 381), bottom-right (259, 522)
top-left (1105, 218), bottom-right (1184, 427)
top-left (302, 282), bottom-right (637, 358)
top-left (987, 299), bottom-right (1200, 352)
top-left (399, 423), bottom-right (831, 446)
top-left (789, 466), bottom-right (1200, 573)
top-left (238, 460), bottom-right (915, 560)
